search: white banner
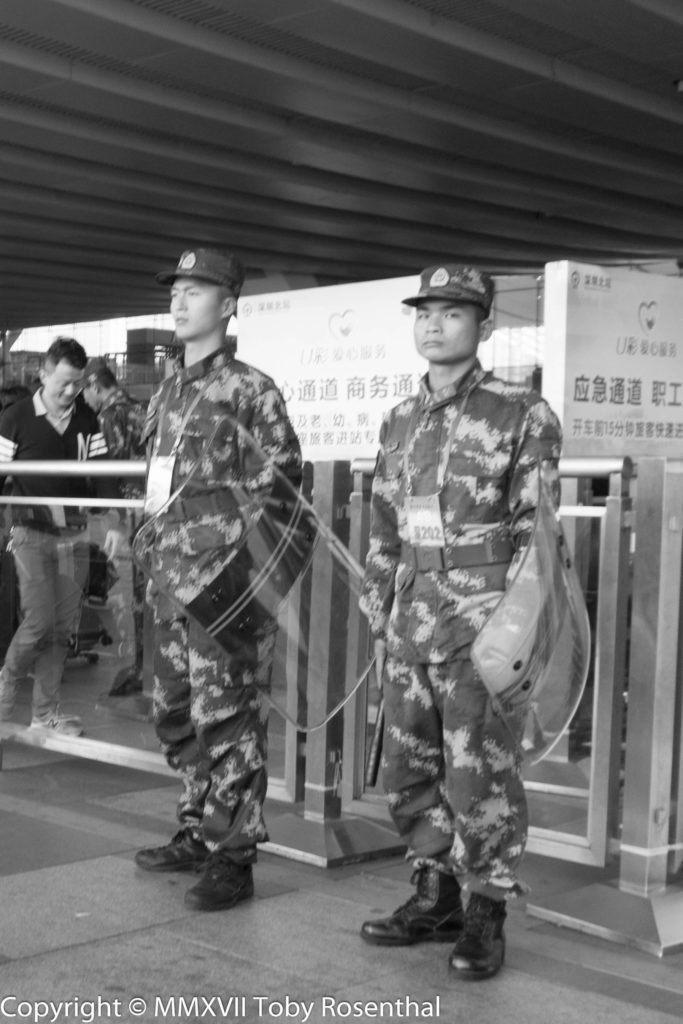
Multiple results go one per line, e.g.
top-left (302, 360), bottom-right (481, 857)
top-left (238, 276), bottom-right (423, 462)
top-left (543, 261), bottom-right (683, 458)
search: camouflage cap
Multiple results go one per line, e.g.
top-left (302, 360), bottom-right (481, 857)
top-left (403, 264), bottom-right (494, 314)
top-left (84, 356), bottom-right (109, 377)
top-left (83, 356), bottom-right (115, 386)
top-left (156, 247), bottom-right (245, 296)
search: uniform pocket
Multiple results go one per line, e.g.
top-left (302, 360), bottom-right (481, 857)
top-left (382, 439), bottom-right (403, 480)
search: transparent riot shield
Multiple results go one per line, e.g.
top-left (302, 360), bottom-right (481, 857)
top-left (132, 418), bottom-right (372, 731)
top-left (471, 470), bottom-right (591, 764)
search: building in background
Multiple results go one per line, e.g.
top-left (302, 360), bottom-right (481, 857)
top-left (4, 314), bottom-right (176, 402)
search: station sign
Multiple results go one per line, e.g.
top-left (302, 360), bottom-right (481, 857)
top-left (543, 261), bottom-right (683, 458)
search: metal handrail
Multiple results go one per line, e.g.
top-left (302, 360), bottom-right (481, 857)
top-left (0, 460), bottom-right (146, 507)
top-left (351, 455), bottom-right (634, 480)
top-left (1, 455), bottom-right (634, 482)
top-left (0, 459), bottom-right (145, 477)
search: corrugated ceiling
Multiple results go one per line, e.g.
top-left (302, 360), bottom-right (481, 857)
top-left (0, 0), bottom-right (682, 329)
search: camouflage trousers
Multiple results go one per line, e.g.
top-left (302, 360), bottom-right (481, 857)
top-left (382, 649), bottom-right (528, 899)
top-left (152, 606), bottom-right (276, 863)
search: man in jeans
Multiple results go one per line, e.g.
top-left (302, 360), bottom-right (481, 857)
top-left (0, 337), bottom-right (115, 735)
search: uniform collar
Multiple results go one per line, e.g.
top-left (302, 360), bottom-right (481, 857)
top-left (100, 387), bottom-right (126, 413)
top-left (174, 345), bottom-right (233, 383)
top-left (418, 360), bottom-right (486, 409)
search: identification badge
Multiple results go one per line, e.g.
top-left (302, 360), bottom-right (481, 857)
top-left (145, 455), bottom-right (175, 516)
top-left (406, 494), bottom-right (446, 547)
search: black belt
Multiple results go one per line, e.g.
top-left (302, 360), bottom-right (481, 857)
top-left (401, 538), bottom-right (513, 572)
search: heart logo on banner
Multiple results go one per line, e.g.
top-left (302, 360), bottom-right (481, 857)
top-left (329, 309), bottom-right (356, 342)
top-left (638, 301), bottom-right (658, 333)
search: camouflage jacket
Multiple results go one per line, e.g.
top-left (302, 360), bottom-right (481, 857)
top-left (360, 361), bottom-right (562, 663)
top-left (99, 386), bottom-right (146, 499)
top-left (142, 345), bottom-right (302, 606)
top-left (99, 387), bottom-right (146, 460)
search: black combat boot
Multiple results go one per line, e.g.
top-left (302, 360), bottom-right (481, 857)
top-left (361, 865), bottom-right (463, 946)
top-left (448, 892), bottom-right (507, 980)
top-left (135, 828), bottom-right (208, 873)
top-left (184, 852), bottom-right (255, 911)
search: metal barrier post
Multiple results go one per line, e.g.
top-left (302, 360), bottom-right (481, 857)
top-left (338, 463), bottom-right (406, 848)
top-left (526, 459), bottom-right (632, 863)
top-left (342, 461), bottom-right (375, 805)
top-left (264, 461), bottom-right (401, 866)
top-left (590, 465), bottom-right (633, 855)
top-left (528, 458), bottom-right (683, 955)
top-left (280, 461), bottom-right (315, 805)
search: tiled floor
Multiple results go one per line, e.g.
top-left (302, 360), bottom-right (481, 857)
top-left (1, 735), bottom-right (683, 1024)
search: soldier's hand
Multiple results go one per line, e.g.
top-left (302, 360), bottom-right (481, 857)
top-left (374, 637), bottom-right (387, 693)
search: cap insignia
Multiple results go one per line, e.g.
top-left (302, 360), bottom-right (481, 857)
top-left (179, 251), bottom-right (197, 270)
top-left (429, 268), bottom-right (450, 287)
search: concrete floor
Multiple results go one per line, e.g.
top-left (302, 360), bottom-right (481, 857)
top-left (1, 735), bottom-right (683, 1024)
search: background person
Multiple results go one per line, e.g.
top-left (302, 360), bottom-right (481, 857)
top-left (0, 383), bottom-right (33, 664)
top-left (82, 357), bottom-right (147, 695)
top-left (134, 247), bottom-right (302, 913)
top-left (359, 264), bottom-right (562, 980)
top-left (82, 358), bottom-right (146, 470)
top-left (0, 337), bottom-right (116, 735)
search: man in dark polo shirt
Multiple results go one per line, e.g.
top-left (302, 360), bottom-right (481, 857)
top-left (0, 337), bottom-right (113, 735)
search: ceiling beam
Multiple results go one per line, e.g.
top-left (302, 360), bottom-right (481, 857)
top-left (327, 0), bottom-right (683, 122)
top-left (7, 0), bottom-right (681, 181)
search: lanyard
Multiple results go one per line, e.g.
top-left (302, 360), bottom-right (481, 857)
top-left (154, 368), bottom-right (222, 458)
top-left (402, 380), bottom-right (477, 496)
top-left (145, 369), bottom-right (224, 520)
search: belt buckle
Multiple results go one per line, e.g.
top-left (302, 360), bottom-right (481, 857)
top-left (418, 547), bottom-right (445, 571)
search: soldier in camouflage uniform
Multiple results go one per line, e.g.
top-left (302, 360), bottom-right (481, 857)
top-left (359, 264), bottom-right (562, 979)
top-left (83, 358), bottom-right (147, 694)
top-left (134, 247), bottom-right (302, 913)
top-left (82, 360), bottom-right (147, 475)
